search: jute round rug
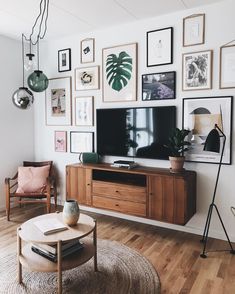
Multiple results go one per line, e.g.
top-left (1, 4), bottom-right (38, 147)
top-left (0, 239), bottom-right (160, 294)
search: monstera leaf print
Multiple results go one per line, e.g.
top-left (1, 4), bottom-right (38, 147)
top-left (106, 51), bottom-right (132, 92)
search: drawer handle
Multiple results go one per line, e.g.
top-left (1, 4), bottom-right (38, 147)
top-left (115, 204), bottom-right (119, 207)
top-left (116, 190), bottom-right (119, 193)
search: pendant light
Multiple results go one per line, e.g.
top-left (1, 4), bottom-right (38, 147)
top-left (12, 35), bottom-right (34, 109)
top-left (27, 40), bottom-right (49, 92)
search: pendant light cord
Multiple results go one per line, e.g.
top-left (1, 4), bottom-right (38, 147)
top-left (22, 34), bottom-right (25, 87)
top-left (37, 40), bottom-right (40, 71)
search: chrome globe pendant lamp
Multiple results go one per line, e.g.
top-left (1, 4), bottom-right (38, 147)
top-left (12, 35), bottom-right (34, 109)
top-left (12, 0), bottom-right (49, 108)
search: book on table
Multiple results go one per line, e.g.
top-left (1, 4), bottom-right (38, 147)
top-left (31, 240), bottom-right (84, 262)
top-left (34, 218), bottom-right (68, 235)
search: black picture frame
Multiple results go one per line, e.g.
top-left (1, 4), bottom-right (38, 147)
top-left (146, 27), bottom-right (173, 67)
top-left (182, 96), bottom-right (233, 165)
top-left (70, 131), bottom-right (94, 153)
top-left (142, 71), bottom-right (176, 100)
top-left (58, 48), bottom-right (71, 72)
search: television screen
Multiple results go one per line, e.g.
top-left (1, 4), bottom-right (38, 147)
top-left (97, 106), bottom-right (176, 160)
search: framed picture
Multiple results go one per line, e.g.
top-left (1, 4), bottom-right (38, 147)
top-left (54, 131), bottom-right (67, 152)
top-left (183, 96), bottom-right (232, 164)
top-left (219, 44), bottom-right (235, 89)
top-left (182, 50), bottom-right (213, 91)
top-left (81, 38), bottom-right (95, 63)
top-left (147, 27), bottom-right (173, 67)
top-left (58, 48), bottom-right (71, 72)
top-left (75, 96), bottom-right (93, 126)
top-left (75, 66), bottom-right (99, 91)
top-left (45, 77), bottom-right (72, 126)
top-left (70, 132), bottom-right (94, 153)
top-left (183, 14), bottom-right (205, 47)
top-left (142, 71), bottom-right (176, 100)
top-left (102, 43), bottom-right (137, 102)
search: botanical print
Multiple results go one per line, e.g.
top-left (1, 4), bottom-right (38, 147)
top-left (51, 88), bottom-right (65, 116)
top-left (102, 43), bottom-right (137, 102)
top-left (183, 50), bottom-right (212, 90)
top-left (142, 72), bottom-right (175, 100)
top-left (55, 131), bottom-right (67, 152)
top-left (183, 96), bottom-right (232, 164)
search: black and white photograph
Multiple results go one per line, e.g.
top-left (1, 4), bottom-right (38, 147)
top-left (142, 71), bottom-right (176, 100)
top-left (147, 27), bottom-right (173, 67)
top-left (182, 50), bottom-right (212, 91)
top-left (81, 38), bottom-right (95, 63)
top-left (58, 48), bottom-right (71, 72)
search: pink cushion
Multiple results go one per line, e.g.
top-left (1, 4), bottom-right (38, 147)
top-left (16, 165), bottom-right (50, 193)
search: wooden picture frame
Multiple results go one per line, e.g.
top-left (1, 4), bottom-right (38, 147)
top-left (80, 38), bottom-right (95, 63)
top-left (45, 76), bottom-right (72, 126)
top-left (102, 43), bottom-right (137, 102)
top-left (182, 50), bottom-right (213, 91)
top-left (183, 14), bottom-right (205, 47)
top-left (70, 132), bottom-right (94, 153)
top-left (75, 96), bottom-right (94, 126)
top-left (54, 131), bottom-right (67, 152)
top-left (183, 96), bottom-right (232, 164)
top-left (147, 27), bottom-right (173, 67)
top-left (75, 66), bottom-right (100, 91)
top-left (219, 44), bottom-right (235, 89)
top-left (142, 71), bottom-right (176, 100)
top-left (58, 48), bottom-right (71, 72)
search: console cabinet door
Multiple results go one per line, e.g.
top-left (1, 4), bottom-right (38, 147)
top-left (66, 166), bottom-right (92, 205)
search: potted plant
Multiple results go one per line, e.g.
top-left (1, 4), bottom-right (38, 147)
top-left (166, 128), bottom-right (191, 172)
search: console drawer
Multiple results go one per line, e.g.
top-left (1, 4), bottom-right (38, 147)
top-left (92, 181), bottom-right (146, 203)
top-left (92, 196), bottom-right (146, 217)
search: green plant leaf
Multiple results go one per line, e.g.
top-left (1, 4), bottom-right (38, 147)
top-left (106, 51), bottom-right (133, 92)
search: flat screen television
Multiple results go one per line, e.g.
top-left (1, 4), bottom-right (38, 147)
top-left (97, 106), bottom-right (176, 160)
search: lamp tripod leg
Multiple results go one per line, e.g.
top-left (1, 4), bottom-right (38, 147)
top-left (201, 204), bottom-right (213, 243)
top-left (214, 205), bottom-right (235, 254)
top-left (200, 204), bottom-right (214, 258)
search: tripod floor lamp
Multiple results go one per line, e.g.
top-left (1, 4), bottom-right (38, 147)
top-left (200, 124), bottom-right (235, 258)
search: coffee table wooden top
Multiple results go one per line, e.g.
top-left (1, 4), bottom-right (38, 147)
top-left (19, 212), bottom-right (95, 244)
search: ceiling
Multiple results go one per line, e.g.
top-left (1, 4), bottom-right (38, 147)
top-left (0, 0), bottom-right (225, 40)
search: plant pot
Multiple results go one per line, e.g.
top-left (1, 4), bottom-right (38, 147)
top-left (169, 156), bottom-right (185, 172)
top-left (63, 199), bottom-right (80, 226)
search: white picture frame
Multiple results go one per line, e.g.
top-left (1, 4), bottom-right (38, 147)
top-left (219, 44), bottom-right (235, 89)
top-left (75, 66), bottom-right (99, 91)
top-left (183, 14), bottom-right (205, 47)
top-left (70, 132), bottom-right (93, 153)
top-left (45, 77), bottom-right (72, 125)
top-left (182, 50), bottom-right (213, 91)
top-left (81, 38), bottom-right (95, 63)
top-left (75, 96), bottom-right (93, 126)
top-left (102, 43), bottom-right (137, 102)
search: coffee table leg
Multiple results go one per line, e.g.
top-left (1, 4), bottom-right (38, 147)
top-left (17, 228), bottom-right (22, 284)
top-left (93, 219), bottom-right (98, 272)
top-left (57, 240), bottom-right (62, 294)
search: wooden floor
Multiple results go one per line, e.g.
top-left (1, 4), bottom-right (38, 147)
top-left (0, 205), bottom-right (235, 294)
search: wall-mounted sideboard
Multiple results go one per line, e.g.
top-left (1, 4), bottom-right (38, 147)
top-left (66, 163), bottom-right (196, 225)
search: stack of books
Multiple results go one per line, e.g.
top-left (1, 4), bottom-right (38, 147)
top-left (31, 239), bottom-right (84, 262)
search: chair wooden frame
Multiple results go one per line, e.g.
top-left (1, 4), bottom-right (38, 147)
top-left (5, 161), bottom-right (57, 221)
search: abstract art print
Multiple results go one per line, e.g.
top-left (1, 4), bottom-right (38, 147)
top-left (102, 43), bottom-right (137, 102)
top-left (142, 71), bottom-right (176, 100)
top-left (147, 27), bottom-right (173, 67)
top-left (75, 96), bottom-right (93, 126)
top-left (81, 38), bottom-right (95, 63)
top-left (70, 132), bottom-right (94, 153)
top-left (58, 48), bottom-right (71, 72)
top-left (183, 96), bottom-right (232, 164)
top-left (54, 131), bottom-right (67, 152)
top-left (45, 77), bottom-right (72, 125)
top-left (75, 66), bottom-right (99, 90)
top-left (182, 50), bottom-right (213, 90)
top-left (183, 14), bottom-right (205, 47)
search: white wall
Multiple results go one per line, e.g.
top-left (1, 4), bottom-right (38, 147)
top-left (35, 0), bottom-right (235, 241)
top-left (0, 35), bottom-right (34, 210)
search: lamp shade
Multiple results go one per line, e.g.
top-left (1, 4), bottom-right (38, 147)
top-left (27, 70), bottom-right (48, 92)
top-left (12, 87), bottom-right (34, 109)
top-left (203, 128), bottom-right (220, 153)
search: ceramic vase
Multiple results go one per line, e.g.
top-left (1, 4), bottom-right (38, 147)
top-left (63, 199), bottom-right (80, 226)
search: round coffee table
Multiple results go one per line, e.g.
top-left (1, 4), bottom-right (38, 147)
top-left (17, 212), bottom-right (97, 294)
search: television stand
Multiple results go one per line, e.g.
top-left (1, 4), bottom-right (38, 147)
top-left (66, 163), bottom-right (196, 225)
